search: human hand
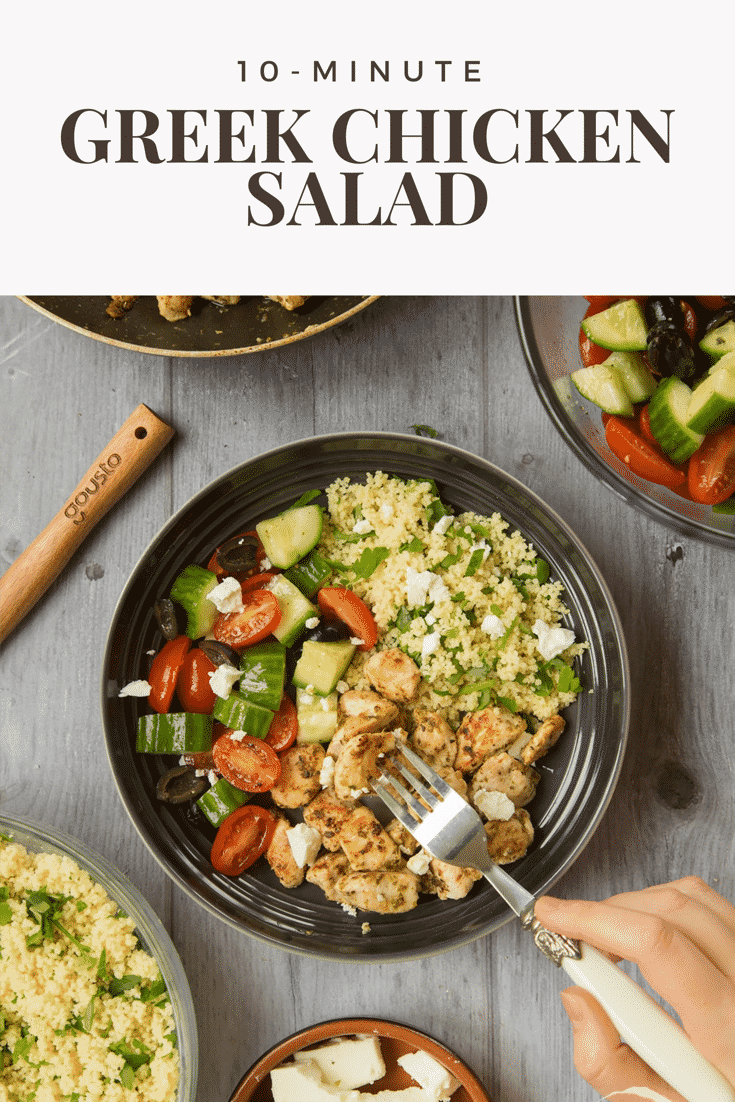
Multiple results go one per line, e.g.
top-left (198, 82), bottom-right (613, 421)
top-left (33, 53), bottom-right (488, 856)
top-left (535, 878), bottom-right (735, 1102)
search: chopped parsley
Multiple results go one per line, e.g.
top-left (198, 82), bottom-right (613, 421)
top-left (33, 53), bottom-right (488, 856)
top-left (536, 559), bottom-right (551, 584)
top-left (287, 488), bottom-right (322, 510)
top-left (350, 547), bottom-right (390, 580)
top-left (399, 536), bottom-right (424, 553)
top-left (464, 549), bottom-right (485, 577)
top-left (411, 423), bottom-right (439, 438)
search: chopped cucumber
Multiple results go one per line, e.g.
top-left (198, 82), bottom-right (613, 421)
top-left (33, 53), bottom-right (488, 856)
top-left (685, 362), bottom-right (735, 434)
top-left (292, 640), bottom-right (356, 696)
top-left (238, 640), bottom-right (286, 712)
top-left (649, 377), bottom-right (705, 463)
top-left (267, 575), bottom-right (318, 647)
top-left (256, 504), bottom-right (323, 570)
top-left (699, 320), bottom-right (735, 361)
top-left (604, 350), bottom-right (657, 403)
top-left (571, 364), bottom-right (634, 416)
top-left (296, 688), bottom-right (339, 744)
top-left (212, 692), bottom-right (274, 739)
top-left (197, 777), bottom-right (251, 827)
top-left (284, 549), bottom-right (333, 597)
top-left (712, 496), bottom-right (735, 515)
top-left (581, 299), bottom-right (648, 351)
top-left (136, 712), bottom-right (212, 754)
top-left (170, 564), bottom-right (219, 639)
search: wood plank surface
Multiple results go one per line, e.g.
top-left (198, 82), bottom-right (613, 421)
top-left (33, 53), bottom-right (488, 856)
top-left (1, 294), bottom-right (733, 1102)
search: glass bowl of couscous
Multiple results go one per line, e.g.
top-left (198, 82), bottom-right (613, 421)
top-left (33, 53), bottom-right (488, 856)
top-left (0, 815), bottom-right (197, 1102)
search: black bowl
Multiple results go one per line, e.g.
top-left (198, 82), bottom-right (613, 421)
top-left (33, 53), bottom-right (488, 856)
top-left (102, 433), bottom-right (629, 960)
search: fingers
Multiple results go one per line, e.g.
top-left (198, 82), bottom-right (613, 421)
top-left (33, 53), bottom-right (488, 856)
top-left (537, 894), bottom-right (735, 1082)
top-left (604, 879), bottom-right (735, 981)
top-left (560, 987), bottom-right (683, 1102)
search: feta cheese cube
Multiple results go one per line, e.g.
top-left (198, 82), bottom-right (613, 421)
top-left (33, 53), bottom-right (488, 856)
top-left (270, 1061), bottom-right (359, 1102)
top-left (433, 514), bottom-right (454, 536)
top-left (208, 663), bottom-right (241, 699)
top-left (379, 503), bottom-right (395, 522)
top-left (421, 632), bottom-right (441, 660)
top-left (474, 790), bottom-right (515, 822)
top-left (294, 1036), bottom-right (386, 1089)
top-left (352, 519), bottom-right (372, 535)
top-left (397, 1050), bottom-right (460, 1101)
top-left (305, 616), bottom-right (320, 629)
top-left (480, 613), bottom-right (505, 639)
top-left (286, 823), bottom-right (322, 868)
top-left (206, 576), bottom-right (245, 614)
top-left (406, 850), bottom-right (431, 876)
top-left (320, 755), bottom-right (336, 788)
top-left (532, 619), bottom-right (575, 662)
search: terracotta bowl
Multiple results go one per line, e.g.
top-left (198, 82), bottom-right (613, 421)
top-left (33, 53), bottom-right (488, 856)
top-left (229, 1018), bottom-right (492, 1102)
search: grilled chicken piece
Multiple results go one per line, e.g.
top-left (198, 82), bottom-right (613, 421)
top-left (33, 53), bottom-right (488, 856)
top-left (337, 806), bottom-right (400, 871)
top-left (268, 295), bottom-right (308, 310)
top-left (156, 295), bottom-right (194, 322)
top-left (333, 730), bottom-right (403, 801)
top-left (265, 814), bottom-right (305, 889)
top-left (454, 705), bottom-right (527, 773)
top-left (339, 690), bottom-right (400, 725)
top-left (484, 809), bottom-right (534, 864)
top-left (106, 295), bottom-right (138, 318)
top-left (306, 851), bottom-right (353, 902)
top-left (335, 867), bottom-right (420, 914)
top-left (270, 744), bottom-right (325, 808)
top-left (385, 818), bottom-right (419, 856)
top-left (364, 649), bottom-right (421, 703)
top-left (469, 752), bottom-right (540, 809)
top-left (421, 858), bottom-right (482, 901)
top-left (520, 715), bottom-right (566, 765)
top-left (303, 788), bottom-right (358, 852)
top-left (327, 705), bottom-right (400, 760)
top-left (201, 295), bottom-right (241, 305)
top-left (410, 710), bottom-right (457, 769)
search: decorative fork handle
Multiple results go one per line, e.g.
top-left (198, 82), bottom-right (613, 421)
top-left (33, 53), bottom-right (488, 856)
top-left (520, 903), bottom-right (735, 1102)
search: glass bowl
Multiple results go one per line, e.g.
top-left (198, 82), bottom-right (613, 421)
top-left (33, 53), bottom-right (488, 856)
top-left (228, 1017), bottom-right (492, 1102)
top-left (102, 432), bottom-right (629, 961)
top-left (0, 814), bottom-right (198, 1102)
top-left (515, 295), bottom-right (735, 548)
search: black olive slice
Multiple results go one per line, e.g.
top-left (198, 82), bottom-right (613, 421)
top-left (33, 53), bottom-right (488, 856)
top-left (646, 324), bottom-right (696, 381)
top-left (198, 639), bottom-right (241, 668)
top-left (644, 297), bottom-right (683, 331)
top-left (154, 598), bottom-right (179, 641)
top-left (704, 307), bottom-right (735, 335)
top-left (156, 766), bottom-right (209, 804)
top-left (215, 534), bottom-right (259, 573)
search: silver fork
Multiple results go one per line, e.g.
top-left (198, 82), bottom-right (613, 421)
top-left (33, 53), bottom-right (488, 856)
top-left (372, 744), bottom-right (735, 1102)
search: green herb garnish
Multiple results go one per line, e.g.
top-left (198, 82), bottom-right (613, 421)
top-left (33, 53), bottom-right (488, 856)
top-left (411, 424), bottom-right (439, 438)
top-left (287, 488), bottom-right (322, 510)
top-left (399, 536), bottom-right (424, 553)
top-left (464, 549), bottom-right (485, 577)
top-left (350, 547), bottom-right (390, 580)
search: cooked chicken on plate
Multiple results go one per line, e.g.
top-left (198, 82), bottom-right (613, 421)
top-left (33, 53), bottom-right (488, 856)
top-left (106, 294), bottom-right (310, 321)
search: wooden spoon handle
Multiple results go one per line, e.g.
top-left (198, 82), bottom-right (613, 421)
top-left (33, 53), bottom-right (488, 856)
top-left (0, 404), bottom-right (174, 645)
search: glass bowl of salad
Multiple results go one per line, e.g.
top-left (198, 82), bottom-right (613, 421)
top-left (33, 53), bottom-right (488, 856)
top-left (516, 296), bottom-right (735, 548)
top-left (102, 432), bottom-right (629, 960)
top-left (0, 814), bottom-right (198, 1102)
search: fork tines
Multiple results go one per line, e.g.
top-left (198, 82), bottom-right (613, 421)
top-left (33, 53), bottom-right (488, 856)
top-left (372, 743), bottom-right (452, 827)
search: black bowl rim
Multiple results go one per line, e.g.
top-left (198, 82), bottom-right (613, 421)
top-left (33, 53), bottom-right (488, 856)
top-left (101, 431), bottom-right (630, 961)
top-left (514, 295), bottom-right (735, 550)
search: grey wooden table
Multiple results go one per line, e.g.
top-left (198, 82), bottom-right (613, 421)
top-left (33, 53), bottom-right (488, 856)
top-left (1, 295), bottom-right (733, 1102)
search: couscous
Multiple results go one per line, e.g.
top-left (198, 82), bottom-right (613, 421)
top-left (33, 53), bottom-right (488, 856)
top-left (0, 834), bottom-right (178, 1102)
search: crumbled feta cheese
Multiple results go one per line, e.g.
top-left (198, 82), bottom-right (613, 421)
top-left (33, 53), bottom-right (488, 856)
top-left (425, 612), bottom-right (436, 626)
top-left (421, 632), bottom-right (441, 660)
top-left (286, 823), bottom-right (322, 868)
top-left (206, 575), bottom-right (245, 613)
top-left (350, 787), bottom-right (369, 798)
top-left (208, 663), bottom-right (241, 698)
top-left (207, 770), bottom-right (218, 786)
top-left (229, 729), bottom-right (247, 742)
top-left (433, 513), bottom-right (453, 536)
top-left (261, 555), bottom-right (272, 570)
top-left (475, 790), bottom-right (515, 821)
top-left (301, 693), bottom-right (315, 706)
top-left (350, 637), bottom-right (365, 646)
top-left (305, 616), bottom-right (320, 629)
top-left (305, 684), bottom-right (315, 694)
top-left (406, 850), bottom-right (431, 875)
top-left (179, 756), bottom-right (187, 765)
top-left (341, 903), bottom-right (358, 916)
top-left (146, 649), bottom-right (156, 656)
top-left (118, 679), bottom-right (152, 698)
top-left (480, 613), bottom-right (505, 639)
top-left (469, 540), bottom-right (491, 561)
top-left (532, 619), bottom-right (576, 662)
top-left (336, 680), bottom-right (350, 694)
top-left (379, 503), bottom-right (394, 522)
top-left (194, 768), bottom-right (208, 778)
top-left (320, 755), bottom-right (336, 788)
top-left (406, 567), bottom-right (450, 609)
top-left (361, 922), bottom-right (371, 935)
top-left (320, 697), bottom-right (331, 711)
top-left (427, 574), bottom-right (450, 604)
top-left (352, 518), bottom-right (372, 535)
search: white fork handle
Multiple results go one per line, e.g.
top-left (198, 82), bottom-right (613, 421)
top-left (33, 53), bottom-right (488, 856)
top-left (561, 943), bottom-right (735, 1102)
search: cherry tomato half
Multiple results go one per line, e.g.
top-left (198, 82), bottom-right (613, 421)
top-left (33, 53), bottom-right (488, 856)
top-left (213, 732), bottom-right (282, 792)
top-left (176, 648), bottom-right (218, 713)
top-left (604, 416), bottom-right (686, 491)
top-left (317, 587), bottom-right (378, 651)
top-left (688, 426), bottom-right (735, 505)
top-left (695, 296), bottom-right (728, 311)
top-left (213, 589), bottom-right (281, 650)
top-left (579, 302), bottom-right (612, 368)
top-left (210, 805), bottom-right (277, 877)
top-left (148, 635), bottom-right (192, 714)
top-left (240, 572), bottom-right (279, 594)
top-left (181, 721), bottom-right (229, 771)
top-left (264, 694), bottom-right (298, 752)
